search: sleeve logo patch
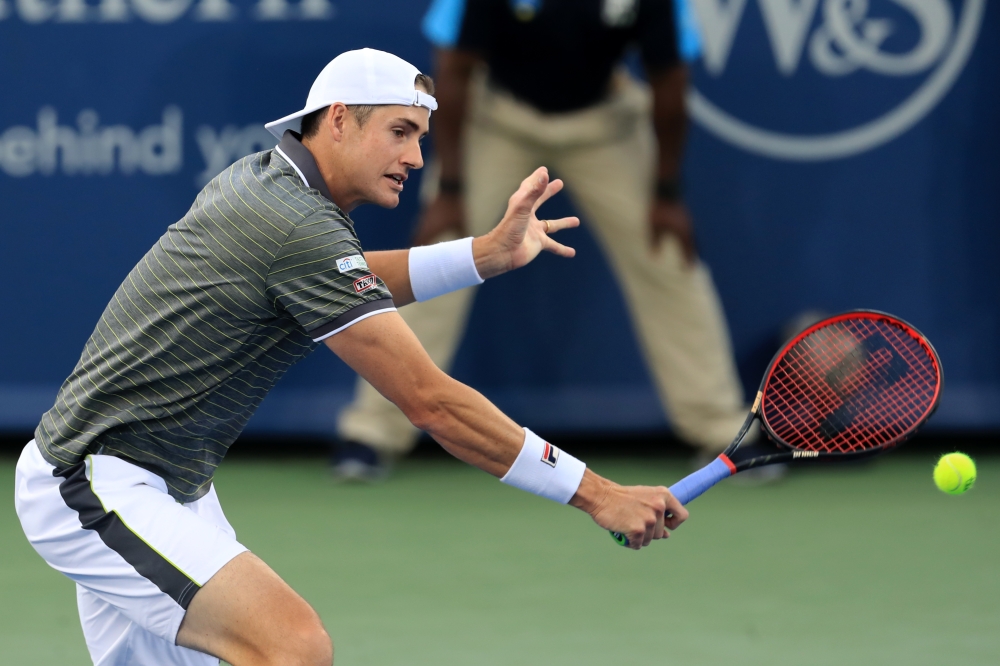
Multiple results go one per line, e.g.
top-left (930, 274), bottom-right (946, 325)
top-left (353, 274), bottom-right (378, 294)
top-left (337, 254), bottom-right (369, 273)
top-left (541, 442), bottom-right (560, 467)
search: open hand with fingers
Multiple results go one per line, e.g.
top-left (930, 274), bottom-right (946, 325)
top-left (472, 167), bottom-right (580, 280)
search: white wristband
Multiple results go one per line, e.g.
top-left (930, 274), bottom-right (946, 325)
top-left (500, 428), bottom-right (586, 504)
top-left (408, 237), bottom-right (484, 302)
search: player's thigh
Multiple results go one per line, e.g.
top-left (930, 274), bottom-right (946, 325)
top-left (177, 551), bottom-right (332, 666)
top-left (464, 123), bottom-right (545, 236)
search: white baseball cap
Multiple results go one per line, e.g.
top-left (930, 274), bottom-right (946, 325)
top-left (265, 48), bottom-right (438, 139)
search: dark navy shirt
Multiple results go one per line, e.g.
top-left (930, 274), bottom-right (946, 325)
top-left (424, 0), bottom-right (698, 113)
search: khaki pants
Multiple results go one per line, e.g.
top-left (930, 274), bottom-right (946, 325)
top-left (338, 72), bottom-right (747, 454)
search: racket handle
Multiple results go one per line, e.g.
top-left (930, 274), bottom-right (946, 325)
top-left (609, 457), bottom-right (734, 547)
top-left (669, 456), bottom-right (734, 505)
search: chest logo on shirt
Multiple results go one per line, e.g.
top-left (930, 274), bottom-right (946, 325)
top-left (353, 274), bottom-right (378, 294)
top-left (541, 442), bottom-right (560, 468)
top-left (337, 254), bottom-right (369, 273)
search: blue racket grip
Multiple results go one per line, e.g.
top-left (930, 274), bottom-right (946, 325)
top-left (609, 457), bottom-right (734, 547)
top-left (669, 456), bottom-right (734, 505)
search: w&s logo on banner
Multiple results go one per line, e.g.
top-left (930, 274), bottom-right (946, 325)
top-left (687, 0), bottom-right (985, 160)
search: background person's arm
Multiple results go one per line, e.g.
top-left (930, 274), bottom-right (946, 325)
top-left (411, 48), bottom-right (479, 246)
top-left (650, 64), bottom-right (688, 198)
top-left (364, 167), bottom-right (578, 307)
top-left (324, 311), bottom-right (688, 549)
top-left (648, 64), bottom-right (698, 263)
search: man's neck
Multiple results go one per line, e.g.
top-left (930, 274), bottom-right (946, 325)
top-left (300, 134), bottom-right (360, 212)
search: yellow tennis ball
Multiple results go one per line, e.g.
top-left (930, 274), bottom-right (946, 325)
top-left (934, 453), bottom-right (976, 495)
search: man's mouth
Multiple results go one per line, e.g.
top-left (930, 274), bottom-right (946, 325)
top-left (385, 174), bottom-right (406, 191)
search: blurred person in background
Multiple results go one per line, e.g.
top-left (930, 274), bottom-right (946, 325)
top-left (333, 0), bottom-right (752, 479)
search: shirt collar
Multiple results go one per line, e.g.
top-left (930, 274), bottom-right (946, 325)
top-left (274, 131), bottom-right (335, 203)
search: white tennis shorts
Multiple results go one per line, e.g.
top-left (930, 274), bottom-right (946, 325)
top-left (15, 441), bottom-right (248, 665)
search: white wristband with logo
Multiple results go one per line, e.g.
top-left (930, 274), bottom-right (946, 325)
top-left (408, 237), bottom-right (484, 302)
top-left (500, 428), bottom-right (586, 504)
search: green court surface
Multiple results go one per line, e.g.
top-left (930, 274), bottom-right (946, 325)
top-left (2, 453), bottom-right (997, 665)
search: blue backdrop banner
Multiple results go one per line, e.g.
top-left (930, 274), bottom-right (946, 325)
top-left (1, 0), bottom-right (997, 437)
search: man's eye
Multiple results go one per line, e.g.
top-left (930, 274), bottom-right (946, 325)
top-left (393, 129), bottom-right (405, 138)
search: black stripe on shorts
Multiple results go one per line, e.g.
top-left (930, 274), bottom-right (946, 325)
top-left (56, 462), bottom-right (200, 609)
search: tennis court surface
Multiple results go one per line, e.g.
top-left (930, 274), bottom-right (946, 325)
top-left (3, 453), bottom-right (996, 665)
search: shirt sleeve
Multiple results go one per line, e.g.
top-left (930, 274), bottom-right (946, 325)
top-left (637, 0), bottom-right (681, 71)
top-left (456, 0), bottom-right (495, 55)
top-left (673, 0), bottom-right (703, 62)
top-left (422, 0), bottom-right (468, 48)
top-left (265, 212), bottom-right (396, 342)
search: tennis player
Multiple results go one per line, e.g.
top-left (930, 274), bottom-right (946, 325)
top-left (14, 49), bottom-right (687, 666)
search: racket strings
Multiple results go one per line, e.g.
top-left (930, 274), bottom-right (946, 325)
top-left (781, 333), bottom-right (934, 450)
top-left (762, 317), bottom-right (939, 453)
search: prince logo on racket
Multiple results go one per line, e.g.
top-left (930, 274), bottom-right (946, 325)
top-left (818, 331), bottom-right (912, 440)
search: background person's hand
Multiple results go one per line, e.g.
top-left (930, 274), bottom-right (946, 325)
top-left (649, 199), bottom-right (697, 265)
top-left (473, 167), bottom-right (580, 279)
top-left (412, 193), bottom-right (466, 246)
top-left (586, 483), bottom-right (688, 550)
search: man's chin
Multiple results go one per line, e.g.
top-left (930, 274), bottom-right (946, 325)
top-left (375, 190), bottom-right (401, 209)
top-left (355, 185), bottom-right (401, 210)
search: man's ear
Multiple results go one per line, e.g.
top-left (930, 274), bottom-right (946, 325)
top-left (325, 103), bottom-right (350, 142)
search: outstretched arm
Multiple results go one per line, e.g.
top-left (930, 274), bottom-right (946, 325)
top-left (364, 166), bottom-right (578, 307)
top-left (324, 310), bottom-right (688, 550)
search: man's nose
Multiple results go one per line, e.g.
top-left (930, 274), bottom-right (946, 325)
top-left (404, 142), bottom-right (424, 170)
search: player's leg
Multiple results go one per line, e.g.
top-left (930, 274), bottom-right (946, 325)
top-left (177, 551), bottom-right (331, 665)
top-left (15, 441), bottom-right (328, 665)
top-left (176, 484), bottom-right (331, 664)
top-left (554, 75), bottom-right (747, 452)
top-left (336, 77), bottom-right (541, 458)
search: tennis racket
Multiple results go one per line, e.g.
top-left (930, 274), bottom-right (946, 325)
top-left (611, 310), bottom-right (943, 547)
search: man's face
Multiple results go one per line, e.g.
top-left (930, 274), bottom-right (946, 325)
top-left (342, 104), bottom-right (429, 209)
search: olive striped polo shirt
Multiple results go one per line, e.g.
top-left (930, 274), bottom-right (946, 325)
top-left (35, 132), bottom-right (395, 502)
